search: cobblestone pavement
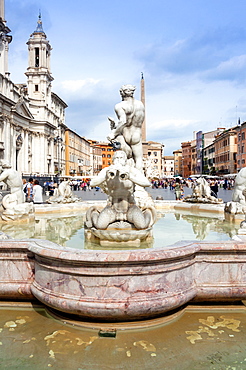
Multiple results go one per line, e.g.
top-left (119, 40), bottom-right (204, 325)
top-left (68, 186), bottom-right (233, 203)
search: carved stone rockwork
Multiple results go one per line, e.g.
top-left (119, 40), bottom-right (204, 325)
top-left (85, 151), bottom-right (156, 246)
top-left (184, 177), bottom-right (223, 204)
top-left (0, 160), bottom-right (34, 222)
top-left (225, 168), bottom-right (246, 214)
top-left (85, 86), bottom-right (157, 246)
top-left (46, 180), bottom-right (81, 204)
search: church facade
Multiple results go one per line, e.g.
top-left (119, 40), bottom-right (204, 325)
top-left (0, 2), bottom-right (67, 177)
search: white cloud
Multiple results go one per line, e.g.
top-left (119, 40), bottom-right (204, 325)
top-left (61, 78), bottom-right (101, 93)
top-left (204, 55), bottom-right (246, 84)
top-left (149, 119), bottom-right (196, 130)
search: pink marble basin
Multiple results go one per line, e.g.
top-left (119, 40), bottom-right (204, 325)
top-left (1, 238), bottom-right (245, 321)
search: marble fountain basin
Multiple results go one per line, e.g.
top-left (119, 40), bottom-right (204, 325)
top-left (1, 200), bottom-right (246, 321)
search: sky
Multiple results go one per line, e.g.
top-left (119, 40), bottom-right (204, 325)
top-left (5, 0), bottom-right (246, 155)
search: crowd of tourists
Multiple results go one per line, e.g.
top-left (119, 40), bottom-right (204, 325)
top-left (22, 178), bottom-right (93, 204)
top-left (22, 178), bottom-right (43, 204)
top-left (150, 177), bottom-right (235, 201)
top-left (21, 176), bottom-right (235, 204)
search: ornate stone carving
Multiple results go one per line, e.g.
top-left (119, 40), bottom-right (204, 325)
top-left (225, 168), bottom-right (246, 214)
top-left (107, 84), bottom-right (145, 171)
top-left (46, 181), bottom-right (81, 204)
top-left (16, 134), bottom-right (23, 149)
top-left (184, 177), bottom-right (223, 204)
top-left (0, 160), bottom-right (34, 221)
top-left (85, 151), bottom-right (156, 245)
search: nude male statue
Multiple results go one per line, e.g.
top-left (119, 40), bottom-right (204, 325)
top-left (86, 151), bottom-right (155, 230)
top-left (107, 84), bottom-right (145, 171)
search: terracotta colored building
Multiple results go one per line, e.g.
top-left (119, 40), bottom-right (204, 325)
top-left (214, 127), bottom-right (237, 175)
top-left (236, 121), bottom-right (246, 171)
top-left (94, 142), bottom-right (115, 169)
top-left (173, 149), bottom-right (182, 177)
top-left (65, 128), bottom-right (90, 176)
top-left (181, 141), bottom-right (192, 178)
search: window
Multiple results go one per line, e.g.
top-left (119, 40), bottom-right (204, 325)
top-left (35, 47), bottom-right (39, 67)
top-left (242, 132), bottom-right (245, 140)
top-left (102, 154), bottom-right (105, 158)
top-left (107, 154), bottom-right (111, 158)
top-left (35, 85), bottom-right (38, 92)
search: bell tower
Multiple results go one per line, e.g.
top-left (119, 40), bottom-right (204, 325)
top-left (25, 13), bottom-right (53, 115)
top-left (0, 0), bottom-right (12, 76)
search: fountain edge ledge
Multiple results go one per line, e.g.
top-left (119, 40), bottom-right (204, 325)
top-left (1, 237), bottom-right (246, 320)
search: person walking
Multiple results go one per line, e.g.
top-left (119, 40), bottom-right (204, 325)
top-left (173, 178), bottom-right (183, 200)
top-left (33, 180), bottom-right (43, 204)
top-left (26, 178), bottom-right (34, 202)
top-left (210, 180), bottom-right (219, 198)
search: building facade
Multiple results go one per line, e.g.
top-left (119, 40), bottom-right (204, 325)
top-left (0, 7), bottom-right (67, 177)
top-left (181, 141), bottom-right (192, 178)
top-left (214, 128), bottom-right (237, 175)
top-left (65, 129), bottom-right (91, 177)
top-left (94, 142), bottom-right (115, 169)
top-left (142, 141), bottom-right (164, 178)
top-left (203, 142), bottom-right (216, 175)
top-left (163, 156), bottom-right (174, 177)
top-left (236, 121), bottom-right (246, 171)
top-left (88, 140), bottom-right (102, 176)
top-left (173, 149), bottom-right (182, 177)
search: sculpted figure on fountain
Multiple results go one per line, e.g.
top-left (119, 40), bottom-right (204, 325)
top-left (184, 177), bottom-right (223, 204)
top-left (85, 85), bottom-right (156, 245)
top-left (107, 84), bottom-right (144, 171)
top-left (0, 160), bottom-right (33, 221)
top-left (47, 180), bottom-right (81, 204)
top-left (85, 151), bottom-right (156, 234)
top-left (225, 168), bottom-right (246, 214)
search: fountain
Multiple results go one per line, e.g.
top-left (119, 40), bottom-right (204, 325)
top-left (184, 176), bottom-right (223, 204)
top-left (0, 85), bottom-right (246, 325)
top-left (46, 180), bottom-right (82, 204)
top-left (85, 150), bottom-right (156, 246)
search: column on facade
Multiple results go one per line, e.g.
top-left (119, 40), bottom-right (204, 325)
top-left (4, 119), bottom-right (12, 164)
top-left (31, 133), bottom-right (44, 174)
top-left (21, 130), bottom-right (29, 174)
